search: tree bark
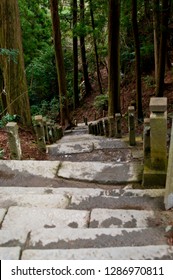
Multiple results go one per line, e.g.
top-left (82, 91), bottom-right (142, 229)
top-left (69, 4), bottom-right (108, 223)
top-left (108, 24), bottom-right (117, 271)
top-left (79, 0), bottom-right (91, 96)
top-left (156, 0), bottom-right (170, 97)
top-left (72, 0), bottom-right (79, 109)
top-left (131, 0), bottom-right (143, 121)
top-left (50, 0), bottom-right (70, 126)
top-left (0, 0), bottom-right (31, 126)
top-left (153, 0), bottom-right (160, 83)
top-left (89, 0), bottom-right (103, 95)
top-left (108, 0), bottom-right (121, 116)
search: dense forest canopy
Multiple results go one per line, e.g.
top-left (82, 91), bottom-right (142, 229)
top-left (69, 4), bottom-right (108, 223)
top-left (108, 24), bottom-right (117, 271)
top-left (0, 0), bottom-right (173, 126)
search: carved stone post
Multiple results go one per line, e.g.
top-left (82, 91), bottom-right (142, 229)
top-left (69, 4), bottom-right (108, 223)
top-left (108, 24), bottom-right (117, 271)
top-left (115, 113), bottom-right (122, 138)
top-left (34, 115), bottom-right (46, 151)
top-left (143, 118), bottom-right (150, 162)
top-left (6, 122), bottom-right (22, 160)
top-left (104, 118), bottom-right (109, 137)
top-left (142, 97), bottom-right (167, 186)
top-left (128, 106), bottom-right (136, 146)
top-left (109, 116), bottom-right (115, 137)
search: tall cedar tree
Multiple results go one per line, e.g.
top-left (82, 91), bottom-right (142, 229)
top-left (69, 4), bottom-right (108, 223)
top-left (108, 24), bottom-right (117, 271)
top-left (50, 0), bottom-right (70, 126)
top-left (131, 0), bottom-right (143, 121)
top-left (108, 0), bottom-right (121, 116)
top-left (79, 0), bottom-right (91, 96)
top-left (153, 0), bottom-right (160, 83)
top-left (0, 0), bottom-right (31, 126)
top-left (89, 0), bottom-right (103, 95)
top-left (72, 0), bottom-right (79, 109)
top-left (156, 0), bottom-right (170, 97)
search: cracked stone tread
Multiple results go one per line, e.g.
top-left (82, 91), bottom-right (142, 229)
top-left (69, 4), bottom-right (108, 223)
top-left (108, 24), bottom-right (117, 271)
top-left (27, 227), bottom-right (167, 249)
top-left (21, 245), bottom-right (173, 260)
top-left (1, 207), bottom-right (90, 232)
top-left (0, 208), bottom-right (6, 223)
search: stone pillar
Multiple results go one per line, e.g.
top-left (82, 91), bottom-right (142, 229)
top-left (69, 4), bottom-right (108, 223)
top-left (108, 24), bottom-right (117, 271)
top-left (150, 97), bottom-right (167, 170)
top-left (88, 123), bottom-right (93, 134)
top-left (164, 118), bottom-right (173, 210)
top-left (34, 115), bottom-right (46, 151)
top-left (47, 121), bottom-right (53, 144)
top-left (115, 113), bottom-right (122, 138)
top-left (104, 118), bottom-right (109, 137)
top-left (98, 120), bottom-right (104, 136)
top-left (143, 118), bottom-right (150, 162)
top-left (54, 125), bottom-right (63, 141)
top-left (128, 106), bottom-right (136, 146)
top-left (43, 117), bottom-right (49, 143)
top-left (142, 97), bottom-right (167, 187)
top-left (109, 116), bottom-right (115, 137)
top-left (6, 122), bottom-right (22, 160)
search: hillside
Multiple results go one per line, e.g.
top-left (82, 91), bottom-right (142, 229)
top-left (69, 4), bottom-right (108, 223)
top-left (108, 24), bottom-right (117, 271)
top-left (0, 68), bottom-right (173, 160)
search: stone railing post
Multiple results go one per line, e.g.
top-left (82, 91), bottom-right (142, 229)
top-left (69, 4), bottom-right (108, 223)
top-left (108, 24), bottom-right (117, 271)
top-left (142, 97), bottom-right (167, 186)
top-left (34, 115), bottom-right (46, 151)
top-left (98, 120), bottom-right (104, 136)
top-left (104, 118), bottom-right (109, 137)
top-left (115, 113), bottom-right (122, 138)
top-left (6, 122), bottom-right (22, 160)
top-left (109, 116), bottom-right (115, 137)
top-left (143, 118), bottom-right (150, 162)
top-left (128, 106), bottom-right (136, 146)
top-left (150, 97), bottom-right (167, 171)
top-left (164, 118), bottom-right (173, 210)
top-left (43, 117), bottom-right (49, 143)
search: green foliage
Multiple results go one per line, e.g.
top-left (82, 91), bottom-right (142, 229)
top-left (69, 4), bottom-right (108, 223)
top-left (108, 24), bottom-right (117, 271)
top-left (18, 0), bottom-right (51, 66)
top-left (0, 48), bottom-right (19, 63)
top-left (0, 114), bottom-right (19, 128)
top-left (94, 94), bottom-right (108, 112)
top-left (26, 47), bottom-right (58, 105)
top-left (31, 97), bottom-right (59, 120)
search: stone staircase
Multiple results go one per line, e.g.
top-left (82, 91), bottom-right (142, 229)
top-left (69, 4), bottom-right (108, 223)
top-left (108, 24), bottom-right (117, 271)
top-left (0, 124), bottom-right (173, 260)
top-left (0, 186), bottom-right (173, 260)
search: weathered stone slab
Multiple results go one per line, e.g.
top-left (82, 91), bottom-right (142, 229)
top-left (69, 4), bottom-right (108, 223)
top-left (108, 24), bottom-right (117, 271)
top-left (0, 208), bottom-right (6, 223)
top-left (27, 227), bottom-right (166, 249)
top-left (21, 245), bottom-right (173, 260)
top-left (90, 209), bottom-right (155, 228)
top-left (0, 194), bottom-right (69, 208)
top-left (47, 142), bottom-right (93, 155)
top-left (57, 161), bottom-right (143, 184)
top-left (2, 207), bottom-right (89, 232)
top-left (0, 230), bottom-right (27, 246)
top-left (0, 247), bottom-right (21, 260)
top-left (0, 160), bottom-right (60, 178)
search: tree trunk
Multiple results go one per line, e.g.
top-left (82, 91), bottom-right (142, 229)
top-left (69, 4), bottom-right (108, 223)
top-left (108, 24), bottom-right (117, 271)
top-left (89, 0), bottom-right (103, 95)
top-left (79, 0), bottom-right (91, 96)
top-left (131, 0), bottom-right (143, 121)
top-left (0, 0), bottom-right (31, 126)
top-left (153, 0), bottom-right (160, 83)
top-left (50, 0), bottom-right (70, 126)
top-left (108, 0), bottom-right (121, 116)
top-left (72, 0), bottom-right (79, 109)
top-left (156, 0), bottom-right (170, 97)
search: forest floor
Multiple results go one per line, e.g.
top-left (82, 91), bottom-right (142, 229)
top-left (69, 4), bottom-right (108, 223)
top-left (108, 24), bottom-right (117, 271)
top-left (1, 67), bottom-right (173, 160)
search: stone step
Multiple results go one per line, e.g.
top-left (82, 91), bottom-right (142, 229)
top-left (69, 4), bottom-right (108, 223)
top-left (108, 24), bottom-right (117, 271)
top-left (1, 207), bottom-right (90, 232)
top-left (21, 245), bottom-right (173, 260)
top-left (0, 187), bottom-right (165, 210)
top-left (27, 227), bottom-right (167, 250)
top-left (1, 206), bottom-right (171, 234)
top-left (0, 160), bottom-right (143, 184)
top-left (0, 227), bottom-right (167, 249)
top-left (57, 161), bottom-right (143, 184)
